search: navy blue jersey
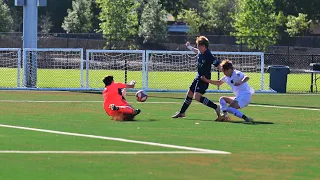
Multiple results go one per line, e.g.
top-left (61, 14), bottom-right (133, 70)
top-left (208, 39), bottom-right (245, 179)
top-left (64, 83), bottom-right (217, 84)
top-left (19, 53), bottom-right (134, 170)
top-left (196, 49), bottom-right (220, 79)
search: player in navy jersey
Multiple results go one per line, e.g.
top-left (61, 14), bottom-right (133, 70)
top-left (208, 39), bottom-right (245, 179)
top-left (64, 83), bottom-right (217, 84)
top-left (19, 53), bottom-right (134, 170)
top-left (172, 36), bottom-right (222, 120)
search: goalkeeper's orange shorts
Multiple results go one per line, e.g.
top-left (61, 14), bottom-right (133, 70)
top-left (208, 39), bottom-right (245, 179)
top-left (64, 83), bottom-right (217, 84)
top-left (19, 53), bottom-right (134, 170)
top-left (104, 98), bottom-right (130, 117)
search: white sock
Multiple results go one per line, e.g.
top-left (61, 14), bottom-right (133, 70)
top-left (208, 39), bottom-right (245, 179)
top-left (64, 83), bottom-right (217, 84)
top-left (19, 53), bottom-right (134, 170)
top-left (226, 107), bottom-right (244, 119)
top-left (219, 97), bottom-right (227, 112)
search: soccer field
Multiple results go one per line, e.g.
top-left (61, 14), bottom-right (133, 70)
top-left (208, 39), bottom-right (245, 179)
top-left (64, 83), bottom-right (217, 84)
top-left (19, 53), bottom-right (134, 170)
top-left (0, 91), bottom-right (319, 179)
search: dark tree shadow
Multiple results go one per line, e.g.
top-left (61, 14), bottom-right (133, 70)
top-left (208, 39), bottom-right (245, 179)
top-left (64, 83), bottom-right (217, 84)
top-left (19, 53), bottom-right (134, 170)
top-left (113, 119), bottom-right (159, 123)
top-left (183, 118), bottom-right (274, 125)
top-left (216, 120), bottom-right (274, 125)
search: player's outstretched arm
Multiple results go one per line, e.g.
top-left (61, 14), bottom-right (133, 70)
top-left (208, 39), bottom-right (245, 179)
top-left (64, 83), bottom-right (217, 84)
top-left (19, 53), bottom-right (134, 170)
top-left (126, 80), bottom-right (136, 88)
top-left (234, 76), bottom-right (250, 86)
top-left (201, 76), bottom-right (224, 86)
top-left (186, 41), bottom-right (199, 54)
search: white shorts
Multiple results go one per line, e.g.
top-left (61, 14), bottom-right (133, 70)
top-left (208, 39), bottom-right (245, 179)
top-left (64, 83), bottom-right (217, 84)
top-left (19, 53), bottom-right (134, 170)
top-left (235, 94), bottom-right (251, 109)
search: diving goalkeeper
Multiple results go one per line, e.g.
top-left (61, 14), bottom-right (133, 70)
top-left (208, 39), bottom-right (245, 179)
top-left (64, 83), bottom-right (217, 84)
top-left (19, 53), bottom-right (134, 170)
top-left (102, 75), bottom-right (141, 121)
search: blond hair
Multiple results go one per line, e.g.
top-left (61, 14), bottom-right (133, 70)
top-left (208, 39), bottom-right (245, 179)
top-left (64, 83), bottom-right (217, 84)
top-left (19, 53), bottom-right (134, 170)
top-left (196, 36), bottom-right (209, 48)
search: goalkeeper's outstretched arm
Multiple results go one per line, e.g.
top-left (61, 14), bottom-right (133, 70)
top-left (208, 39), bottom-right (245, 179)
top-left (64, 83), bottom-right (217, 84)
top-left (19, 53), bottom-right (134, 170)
top-left (186, 41), bottom-right (199, 54)
top-left (126, 80), bottom-right (136, 88)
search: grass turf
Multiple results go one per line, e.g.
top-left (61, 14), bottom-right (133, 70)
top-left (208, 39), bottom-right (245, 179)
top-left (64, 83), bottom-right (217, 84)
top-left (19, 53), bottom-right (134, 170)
top-left (0, 91), bottom-right (319, 179)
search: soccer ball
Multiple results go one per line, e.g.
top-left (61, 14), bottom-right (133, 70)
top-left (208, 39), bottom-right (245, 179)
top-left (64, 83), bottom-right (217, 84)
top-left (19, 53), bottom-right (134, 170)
top-left (135, 90), bottom-right (148, 102)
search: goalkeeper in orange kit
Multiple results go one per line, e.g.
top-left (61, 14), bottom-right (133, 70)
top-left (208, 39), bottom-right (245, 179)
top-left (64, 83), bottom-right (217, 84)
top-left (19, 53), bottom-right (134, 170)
top-left (102, 75), bottom-right (141, 121)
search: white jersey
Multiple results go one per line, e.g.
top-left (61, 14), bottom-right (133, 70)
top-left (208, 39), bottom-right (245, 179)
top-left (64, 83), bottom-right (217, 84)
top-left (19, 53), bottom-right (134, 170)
top-left (221, 70), bottom-right (254, 97)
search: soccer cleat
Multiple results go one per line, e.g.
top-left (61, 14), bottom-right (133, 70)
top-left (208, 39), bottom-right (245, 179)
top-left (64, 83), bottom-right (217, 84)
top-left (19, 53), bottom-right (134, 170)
top-left (109, 104), bottom-right (119, 111)
top-left (244, 117), bottom-right (254, 124)
top-left (223, 114), bottom-right (231, 121)
top-left (134, 109), bottom-right (141, 116)
top-left (215, 114), bottom-right (231, 122)
top-left (171, 112), bottom-right (186, 118)
top-left (215, 116), bottom-right (224, 122)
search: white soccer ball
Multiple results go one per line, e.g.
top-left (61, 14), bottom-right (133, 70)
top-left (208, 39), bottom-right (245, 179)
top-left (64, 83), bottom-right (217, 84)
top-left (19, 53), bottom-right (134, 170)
top-left (135, 90), bottom-right (148, 102)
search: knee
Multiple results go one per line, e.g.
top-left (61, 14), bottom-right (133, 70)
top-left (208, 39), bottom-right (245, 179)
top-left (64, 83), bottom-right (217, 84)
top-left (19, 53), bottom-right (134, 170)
top-left (219, 97), bottom-right (226, 103)
top-left (187, 90), bottom-right (194, 98)
top-left (194, 94), bottom-right (201, 101)
top-left (229, 101), bottom-right (240, 109)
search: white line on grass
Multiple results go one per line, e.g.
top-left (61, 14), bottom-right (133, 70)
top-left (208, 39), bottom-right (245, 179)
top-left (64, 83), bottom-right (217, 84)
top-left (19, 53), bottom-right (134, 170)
top-left (1, 100), bottom-right (319, 111)
top-left (0, 124), bottom-right (230, 155)
top-left (249, 104), bottom-right (320, 111)
top-left (0, 151), bottom-right (224, 154)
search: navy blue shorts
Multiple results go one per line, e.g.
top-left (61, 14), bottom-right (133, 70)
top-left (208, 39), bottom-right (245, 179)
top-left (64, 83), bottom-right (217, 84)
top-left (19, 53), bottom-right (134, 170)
top-left (189, 78), bottom-right (209, 94)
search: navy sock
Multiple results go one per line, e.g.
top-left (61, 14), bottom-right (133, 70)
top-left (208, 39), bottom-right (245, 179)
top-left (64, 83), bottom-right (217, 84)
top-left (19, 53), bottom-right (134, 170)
top-left (180, 96), bottom-right (192, 113)
top-left (200, 97), bottom-right (218, 109)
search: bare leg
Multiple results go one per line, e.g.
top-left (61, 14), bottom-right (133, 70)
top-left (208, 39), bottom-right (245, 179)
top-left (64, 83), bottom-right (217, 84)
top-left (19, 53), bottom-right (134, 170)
top-left (121, 88), bottom-right (127, 97)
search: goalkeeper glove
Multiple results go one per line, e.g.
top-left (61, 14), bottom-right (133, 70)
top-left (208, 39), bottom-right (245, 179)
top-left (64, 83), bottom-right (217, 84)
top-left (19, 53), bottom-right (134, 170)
top-left (130, 80), bottom-right (136, 85)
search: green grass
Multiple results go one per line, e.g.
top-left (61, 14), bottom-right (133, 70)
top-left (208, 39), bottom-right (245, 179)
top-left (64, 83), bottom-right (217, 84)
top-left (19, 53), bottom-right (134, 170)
top-left (0, 68), bottom-right (316, 92)
top-left (0, 91), bottom-right (319, 179)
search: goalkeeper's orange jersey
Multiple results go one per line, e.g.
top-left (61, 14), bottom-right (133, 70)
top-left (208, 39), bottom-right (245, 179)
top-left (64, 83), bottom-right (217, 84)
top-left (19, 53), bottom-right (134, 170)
top-left (103, 82), bottom-right (127, 106)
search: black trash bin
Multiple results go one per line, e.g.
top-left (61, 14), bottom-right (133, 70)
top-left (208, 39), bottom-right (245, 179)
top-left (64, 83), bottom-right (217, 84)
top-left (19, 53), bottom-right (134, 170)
top-left (268, 65), bottom-right (290, 93)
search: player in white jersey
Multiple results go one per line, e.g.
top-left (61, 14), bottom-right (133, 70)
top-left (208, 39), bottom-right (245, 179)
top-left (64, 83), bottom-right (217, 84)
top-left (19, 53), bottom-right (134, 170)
top-left (201, 59), bottom-right (254, 123)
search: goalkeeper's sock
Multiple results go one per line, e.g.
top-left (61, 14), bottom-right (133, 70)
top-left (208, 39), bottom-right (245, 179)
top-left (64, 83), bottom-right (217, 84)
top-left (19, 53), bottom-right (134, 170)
top-left (180, 96), bottom-right (192, 113)
top-left (118, 106), bottom-right (135, 115)
top-left (219, 97), bottom-right (227, 111)
top-left (226, 107), bottom-right (245, 119)
top-left (200, 97), bottom-right (218, 109)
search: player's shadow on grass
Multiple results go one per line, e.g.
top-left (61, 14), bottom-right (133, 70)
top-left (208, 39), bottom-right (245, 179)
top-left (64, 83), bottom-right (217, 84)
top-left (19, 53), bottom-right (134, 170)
top-left (186, 118), bottom-right (273, 125)
top-left (218, 120), bottom-right (274, 125)
top-left (119, 119), bottom-right (159, 122)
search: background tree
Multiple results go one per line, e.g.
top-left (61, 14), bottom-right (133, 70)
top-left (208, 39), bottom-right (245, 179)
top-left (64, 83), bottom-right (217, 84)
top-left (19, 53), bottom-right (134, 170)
top-left (62, 0), bottom-right (93, 33)
top-left (200, 0), bottom-right (238, 34)
top-left (274, 0), bottom-right (320, 21)
top-left (39, 12), bottom-right (53, 34)
top-left (286, 13), bottom-right (312, 37)
top-left (139, 0), bottom-right (167, 44)
top-left (96, 0), bottom-right (139, 48)
top-left (159, 0), bottom-right (185, 18)
top-left (5, 0), bottom-right (73, 33)
top-left (232, 0), bottom-right (285, 51)
top-left (10, 8), bottom-right (22, 32)
top-left (40, 0), bottom-right (73, 32)
top-left (0, 0), bottom-right (13, 32)
top-left (177, 8), bottom-right (201, 36)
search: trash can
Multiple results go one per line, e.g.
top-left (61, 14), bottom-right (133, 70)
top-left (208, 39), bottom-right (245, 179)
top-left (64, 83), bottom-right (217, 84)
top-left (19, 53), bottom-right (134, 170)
top-left (268, 65), bottom-right (290, 93)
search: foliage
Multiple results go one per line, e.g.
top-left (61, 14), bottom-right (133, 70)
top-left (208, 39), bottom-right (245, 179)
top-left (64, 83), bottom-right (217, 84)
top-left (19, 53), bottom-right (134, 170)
top-left (62, 0), bottom-right (93, 33)
top-left (39, 12), bottom-right (53, 34)
top-left (0, 0), bottom-right (13, 32)
top-left (286, 13), bottom-right (312, 37)
top-left (177, 8), bottom-right (201, 36)
top-left (96, 0), bottom-right (139, 48)
top-left (232, 0), bottom-right (284, 51)
top-left (200, 0), bottom-right (238, 34)
top-left (159, 0), bottom-right (185, 18)
top-left (274, 0), bottom-right (320, 21)
top-left (40, 0), bottom-right (74, 32)
top-left (138, 0), bottom-right (167, 44)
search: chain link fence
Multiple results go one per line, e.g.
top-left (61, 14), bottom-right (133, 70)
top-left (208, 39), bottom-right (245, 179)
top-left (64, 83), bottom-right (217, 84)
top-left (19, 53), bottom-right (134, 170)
top-left (1, 33), bottom-right (320, 93)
